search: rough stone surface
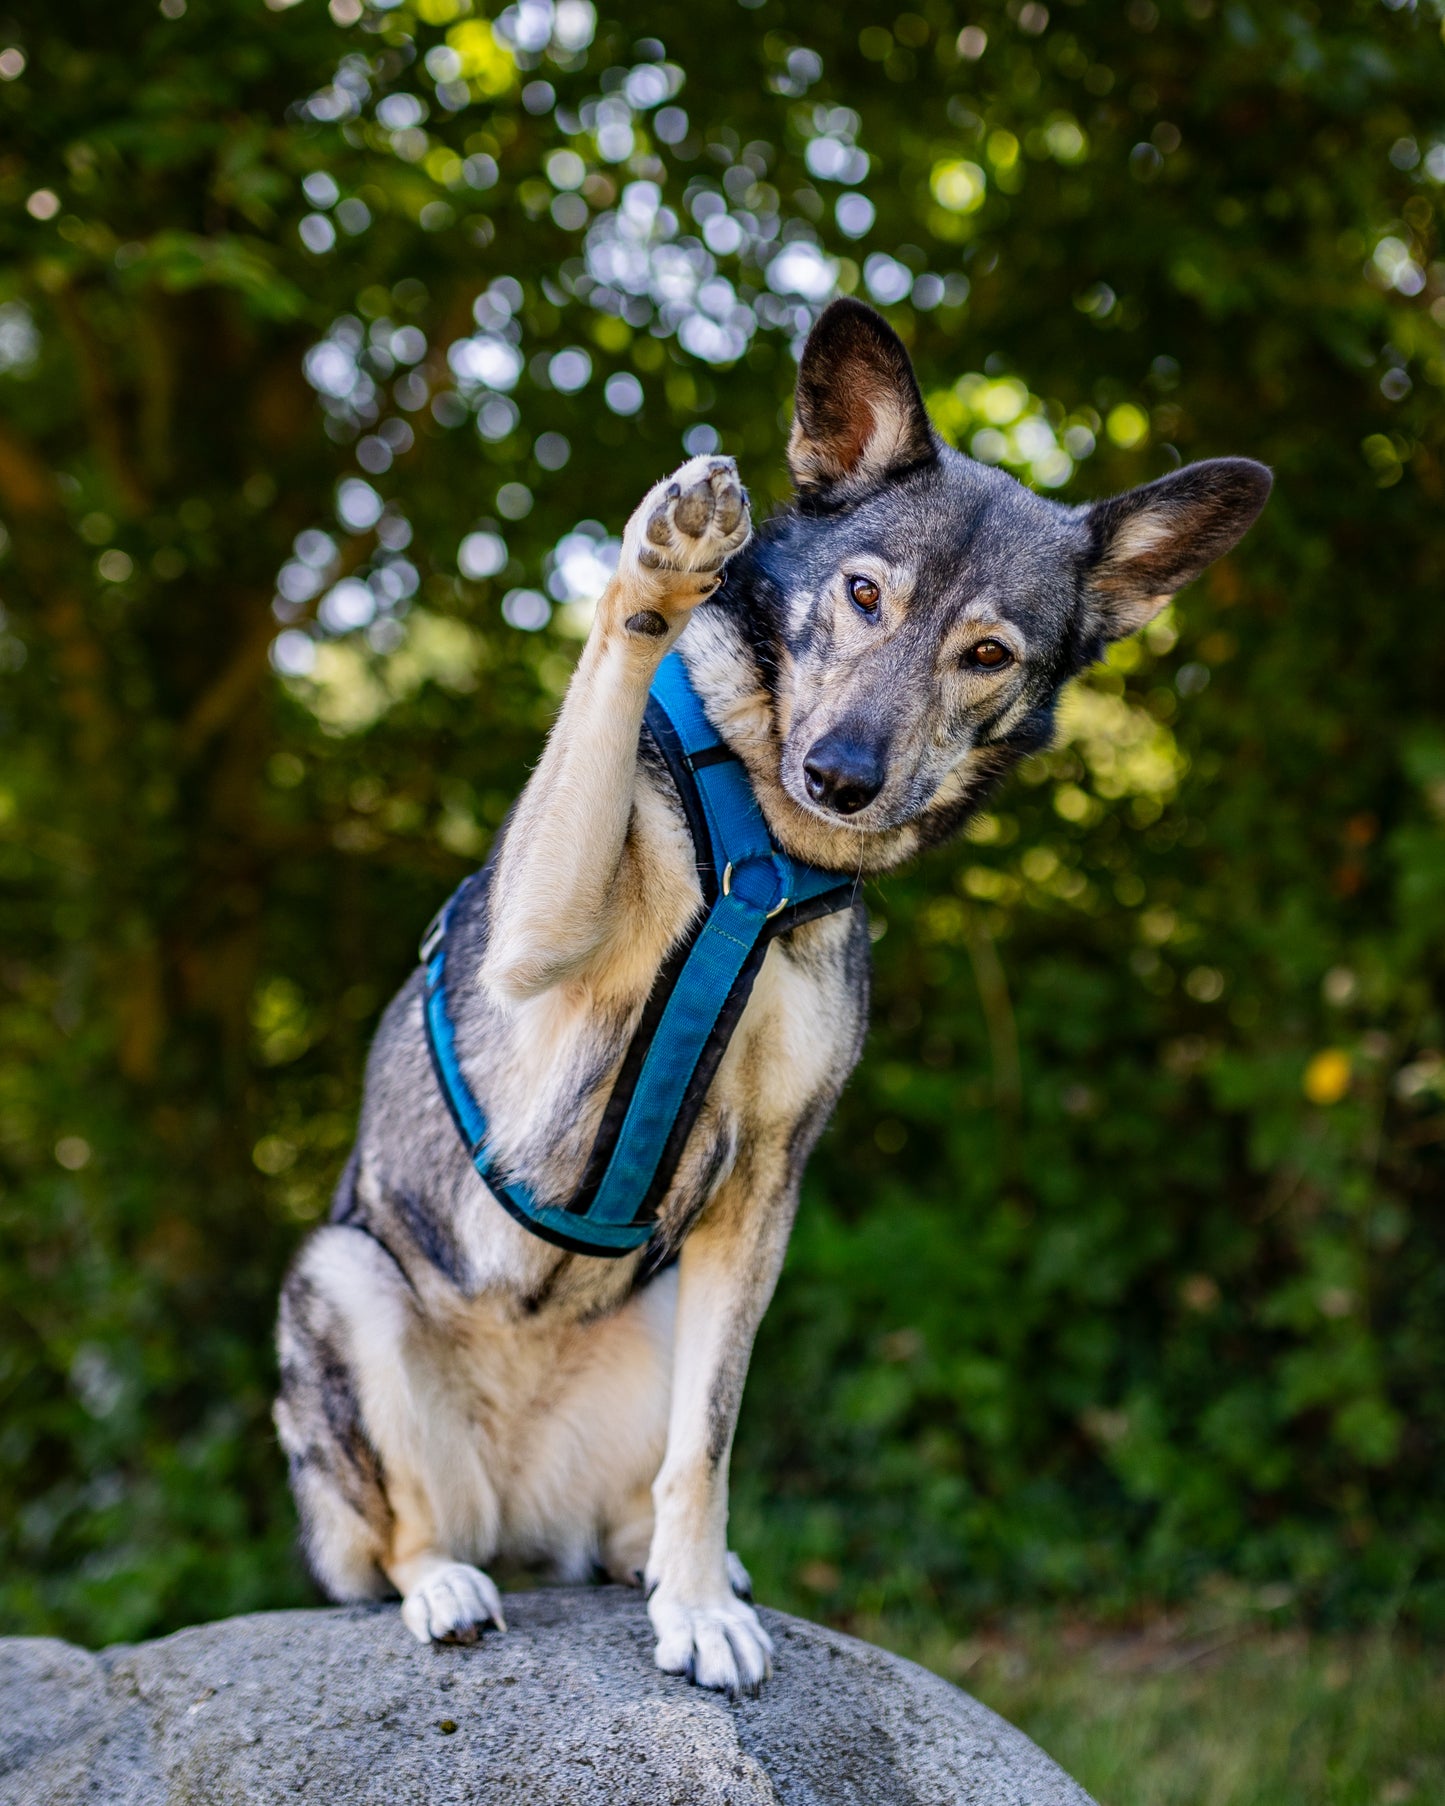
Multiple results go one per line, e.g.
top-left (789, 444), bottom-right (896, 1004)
top-left (0, 1587), bottom-right (1096, 1804)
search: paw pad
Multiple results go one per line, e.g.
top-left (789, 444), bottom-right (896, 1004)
top-left (630, 454), bottom-right (751, 577)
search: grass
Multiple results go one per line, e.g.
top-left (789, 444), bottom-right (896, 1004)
top-left (865, 1611), bottom-right (1445, 1806)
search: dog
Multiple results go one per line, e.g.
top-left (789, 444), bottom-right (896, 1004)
top-left (275, 297), bottom-right (1270, 1695)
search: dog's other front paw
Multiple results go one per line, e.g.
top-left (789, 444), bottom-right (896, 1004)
top-left (400, 1560), bottom-right (507, 1645)
top-left (648, 1584), bottom-right (774, 1696)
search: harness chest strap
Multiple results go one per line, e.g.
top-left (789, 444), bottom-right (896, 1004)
top-left (420, 649), bottom-right (858, 1258)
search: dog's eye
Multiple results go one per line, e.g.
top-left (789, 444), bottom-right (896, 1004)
top-left (965, 638), bottom-right (1013, 671)
top-left (847, 574), bottom-right (882, 616)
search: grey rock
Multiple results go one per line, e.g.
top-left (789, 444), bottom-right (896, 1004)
top-left (0, 1587), bottom-right (1096, 1804)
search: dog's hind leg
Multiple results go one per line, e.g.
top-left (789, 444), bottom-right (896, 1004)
top-left (275, 1228), bottom-right (398, 1603)
top-left (275, 1224), bottom-right (506, 1642)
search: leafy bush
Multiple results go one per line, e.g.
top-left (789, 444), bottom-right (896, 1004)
top-left (1, 0), bottom-right (1441, 1645)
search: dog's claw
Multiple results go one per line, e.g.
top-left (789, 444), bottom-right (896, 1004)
top-left (650, 1582), bottom-right (773, 1696)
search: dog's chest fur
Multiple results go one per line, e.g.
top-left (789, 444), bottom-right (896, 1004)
top-left (351, 741), bottom-right (869, 1328)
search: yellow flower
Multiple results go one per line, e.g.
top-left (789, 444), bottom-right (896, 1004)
top-left (1303, 1048), bottom-right (1352, 1106)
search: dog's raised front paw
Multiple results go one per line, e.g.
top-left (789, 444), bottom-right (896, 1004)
top-left (619, 452), bottom-right (751, 604)
top-left (648, 1585), bottom-right (773, 1696)
top-left (400, 1560), bottom-right (507, 1645)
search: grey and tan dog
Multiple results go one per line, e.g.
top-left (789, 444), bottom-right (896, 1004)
top-left (275, 299), bottom-right (1270, 1694)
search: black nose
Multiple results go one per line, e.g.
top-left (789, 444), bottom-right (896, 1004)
top-left (802, 730), bottom-right (886, 816)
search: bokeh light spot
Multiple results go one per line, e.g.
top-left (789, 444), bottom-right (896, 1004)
top-left (604, 371), bottom-right (644, 415)
top-left (548, 347), bottom-right (592, 392)
top-left (1106, 403), bottom-right (1150, 449)
top-left (930, 160), bottom-right (986, 214)
top-left (502, 587), bottom-right (551, 630)
top-left (458, 532), bottom-right (508, 580)
top-left (336, 478), bottom-right (384, 532)
top-left (534, 431), bottom-right (571, 469)
top-left (835, 193), bottom-right (875, 239)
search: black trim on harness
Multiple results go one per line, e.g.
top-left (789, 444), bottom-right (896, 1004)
top-left (566, 708), bottom-right (718, 1218)
top-left (563, 708), bottom-right (858, 1232)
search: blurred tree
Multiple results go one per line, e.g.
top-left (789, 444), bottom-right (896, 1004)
top-left (0, 0), bottom-right (1442, 1645)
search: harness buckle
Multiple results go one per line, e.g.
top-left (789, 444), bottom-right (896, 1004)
top-left (721, 858), bottom-right (789, 920)
top-left (419, 908), bottom-right (447, 965)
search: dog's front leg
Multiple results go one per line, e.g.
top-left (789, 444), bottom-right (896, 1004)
top-left (483, 455), bottom-right (750, 1002)
top-left (646, 1181), bottom-right (796, 1695)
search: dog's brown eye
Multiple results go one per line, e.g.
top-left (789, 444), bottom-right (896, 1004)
top-left (966, 638), bottom-right (1013, 670)
top-left (847, 574), bottom-right (882, 615)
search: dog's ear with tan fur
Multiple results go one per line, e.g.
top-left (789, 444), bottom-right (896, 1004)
top-left (787, 298), bottom-right (938, 498)
top-left (1082, 458), bottom-right (1272, 640)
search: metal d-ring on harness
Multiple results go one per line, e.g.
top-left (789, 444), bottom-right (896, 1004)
top-left (419, 649), bottom-right (859, 1258)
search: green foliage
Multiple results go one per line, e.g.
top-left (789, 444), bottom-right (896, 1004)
top-left (902, 1618), bottom-right (1445, 1806)
top-left (1, 0), bottom-right (1442, 1646)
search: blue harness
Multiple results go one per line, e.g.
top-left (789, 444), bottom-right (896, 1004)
top-left (420, 649), bottom-right (859, 1258)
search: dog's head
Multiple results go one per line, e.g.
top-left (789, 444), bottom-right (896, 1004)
top-left (722, 299), bottom-right (1270, 862)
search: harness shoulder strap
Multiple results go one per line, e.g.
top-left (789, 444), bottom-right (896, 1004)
top-left (421, 649), bottom-right (858, 1257)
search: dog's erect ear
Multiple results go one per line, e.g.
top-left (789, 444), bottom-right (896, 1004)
top-left (788, 298), bottom-right (937, 496)
top-left (1083, 457), bottom-right (1272, 640)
